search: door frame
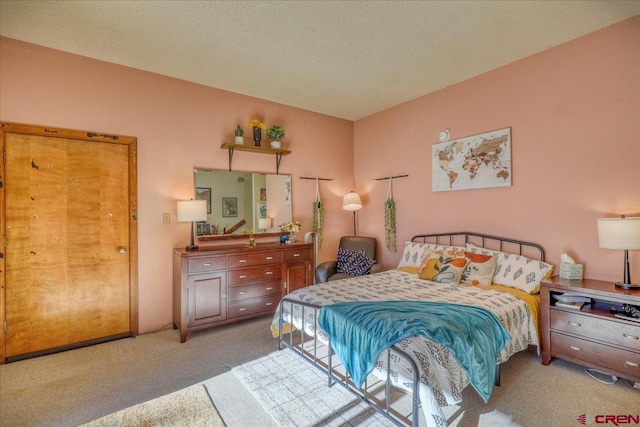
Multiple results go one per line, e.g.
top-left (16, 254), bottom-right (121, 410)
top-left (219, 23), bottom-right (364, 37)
top-left (0, 121), bottom-right (138, 363)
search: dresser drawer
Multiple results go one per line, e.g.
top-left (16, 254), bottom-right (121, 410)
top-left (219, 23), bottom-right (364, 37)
top-left (228, 251), bottom-right (283, 268)
top-left (550, 309), bottom-right (640, 351)
top-left (228, 265), bottom-right (282, 285)
top-left (551, 332), bottom-right (640, 380)
top-left (283, 247), bottom-right (310, 262)
top-left (188, 256), bottom-right (227, 274)
top-left (228, 295), bottom-right (280, 319)
top-left (228, 280), bottom-right (282, 302)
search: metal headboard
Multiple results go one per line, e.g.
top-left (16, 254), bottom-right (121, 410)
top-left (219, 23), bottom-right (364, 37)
top-left (411, 231), bottom-right (546, 262)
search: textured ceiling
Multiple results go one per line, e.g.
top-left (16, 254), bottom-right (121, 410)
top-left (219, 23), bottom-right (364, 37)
top-left (1, 1), bottom-right (639, 120)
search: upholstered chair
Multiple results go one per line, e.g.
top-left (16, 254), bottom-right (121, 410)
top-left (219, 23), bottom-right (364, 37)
top-left (315, 236), bottom-right (384, 283)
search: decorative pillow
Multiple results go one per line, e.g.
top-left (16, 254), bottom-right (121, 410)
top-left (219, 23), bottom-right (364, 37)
top-left (465, 243), bottom-right (554, 293)
top-left (336, 248), bottom-right (377, 276)
top-left (396, 241), bottom-right (432, 269)
top-left (461, 252), bottom-right (497, 287)
top-left (419, 250), bottom-right (469, 284)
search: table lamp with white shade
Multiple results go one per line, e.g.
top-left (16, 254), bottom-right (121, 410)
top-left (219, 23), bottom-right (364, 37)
top-left (258, 218), bottom-right (271, 231)
top-left (597, 215), bottom-right (640, 289)
top-left (177, 199), bottom-right (208, 251)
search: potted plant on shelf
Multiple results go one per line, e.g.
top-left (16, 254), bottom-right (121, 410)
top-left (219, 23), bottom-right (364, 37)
top-left (248, 119), bottom-right (265, 147)
top-left (266, 125), bottom-right (286, 149)
top-left (234, 125), bottom-right (244, 144)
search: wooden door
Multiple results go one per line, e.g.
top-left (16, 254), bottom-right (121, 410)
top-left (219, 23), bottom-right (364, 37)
top-left (0, 122), bottom-right (138, 362)
top-left (187, 272), bottom-right (227, 327)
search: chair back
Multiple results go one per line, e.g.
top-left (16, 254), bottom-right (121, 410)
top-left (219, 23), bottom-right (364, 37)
top-left (339, 236), bottom-right (377, 260)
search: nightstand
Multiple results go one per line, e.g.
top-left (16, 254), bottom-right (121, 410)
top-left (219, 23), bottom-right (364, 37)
top-left (540, 277), bottom-right (640, 382)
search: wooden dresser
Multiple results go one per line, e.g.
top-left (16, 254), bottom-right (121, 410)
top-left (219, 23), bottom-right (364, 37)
top-left (540, 277), bottom-right (640, 382)
top-left (173, 242), bottom-right (314, 342)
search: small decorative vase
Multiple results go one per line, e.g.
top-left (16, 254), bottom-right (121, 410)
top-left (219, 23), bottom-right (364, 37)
top-left (253, 127), bottom-right (262, 146)
top-left (289, 231), bottom-right (297, 244)
top-left (234, 136), bottom-right (244, 145)
top-left (248, 235), bottom-right (256, 247)
top-left (270, 140), bottom-right (281, 149)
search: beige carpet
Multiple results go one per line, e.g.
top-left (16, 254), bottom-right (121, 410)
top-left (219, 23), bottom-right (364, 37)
top-left (82, 383), bottom-right (225, 427)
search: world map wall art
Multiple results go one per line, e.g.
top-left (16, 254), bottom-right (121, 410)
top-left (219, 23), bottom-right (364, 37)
top-left (432, 127), bottom-right (511, 192)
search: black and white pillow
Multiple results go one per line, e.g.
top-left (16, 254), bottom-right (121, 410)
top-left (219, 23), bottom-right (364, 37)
top-left (336, 248), bottom-right (377, 276)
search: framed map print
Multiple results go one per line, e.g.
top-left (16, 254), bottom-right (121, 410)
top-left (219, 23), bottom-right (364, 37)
top-left (195, 187), bottom-right (211, 214)
top-left (222, 197), bottom-right (237, 217)
top-left (432, 127), bottom-right (511, 192)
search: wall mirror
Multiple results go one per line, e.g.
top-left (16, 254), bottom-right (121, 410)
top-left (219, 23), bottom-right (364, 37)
top-left (194, 168), bottom-right (292, 240)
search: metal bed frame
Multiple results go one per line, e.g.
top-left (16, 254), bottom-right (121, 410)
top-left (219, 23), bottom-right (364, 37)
top-left (276, 232), bottom-right (545, 427)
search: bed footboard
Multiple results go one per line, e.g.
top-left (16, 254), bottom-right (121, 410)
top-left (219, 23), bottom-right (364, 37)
top-left (278, 297), bottom-right (421, 427)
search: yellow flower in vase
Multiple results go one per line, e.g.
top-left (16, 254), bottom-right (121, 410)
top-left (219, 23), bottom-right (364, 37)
top-left (248, 119), bottom-right (265, 147)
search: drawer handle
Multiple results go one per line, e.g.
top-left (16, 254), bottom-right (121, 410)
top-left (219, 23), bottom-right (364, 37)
top-left (239, 307), bottom-right (246, 312)
top-left (239, 291), bottom-right (246, 295)
top-left (266, 271), bottom-right (273, 275)
top-left (623, 333), bottom-right (639, 340)
top-left (266, 256), bottom-right (273, 260)
top-left (239, 275), bottom-right (247, 278)
top-left (569, 345), bottom-right (581, 351)
top-left (293, 253), bottom-right (300, 257)
top-left (203, 263), bottom-right (212, 266)
top-left (266, 302), bottom-right (273, 306)
top-left (568, 321), bottom-right (581, 327)
top-left (624, 361), bottom-right (639, 368)
top-left (265, 287), bottom-right (273, 290)
top-left (239, 259), bottom-right (247, 263)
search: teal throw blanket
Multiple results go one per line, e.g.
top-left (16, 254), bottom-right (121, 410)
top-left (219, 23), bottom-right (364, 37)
top-left (318, 300), bottom-right (511, 402)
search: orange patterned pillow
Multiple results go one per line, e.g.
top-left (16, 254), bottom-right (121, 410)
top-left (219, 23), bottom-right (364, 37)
top-left (461, 252), bottom-right (497, 287)
top-left (419, 250), bottom-right (469, 284)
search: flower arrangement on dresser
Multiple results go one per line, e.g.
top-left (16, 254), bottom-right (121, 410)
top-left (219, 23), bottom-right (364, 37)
top-left (280, 221), bottom-right (302, 244)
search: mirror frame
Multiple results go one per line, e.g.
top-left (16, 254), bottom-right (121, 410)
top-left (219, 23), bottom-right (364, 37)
top-left (193, 168), bottom-right (291, 242)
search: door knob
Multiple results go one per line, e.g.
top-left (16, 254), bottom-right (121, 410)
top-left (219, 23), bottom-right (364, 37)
top-left (118, 246), bottom-right (127, 254)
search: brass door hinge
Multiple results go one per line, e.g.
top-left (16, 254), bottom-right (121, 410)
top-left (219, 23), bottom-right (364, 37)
top-left (3, 320), bottom-right (6, 334)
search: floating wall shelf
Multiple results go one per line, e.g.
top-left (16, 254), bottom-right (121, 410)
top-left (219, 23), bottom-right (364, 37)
top-left (221, 142), bottom-right (291, 174)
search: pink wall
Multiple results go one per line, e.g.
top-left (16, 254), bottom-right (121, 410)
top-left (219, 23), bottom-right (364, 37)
top-left (0, 37), bottom-right (356, 333)
top-left (355, 16), bottom-right (640, 283)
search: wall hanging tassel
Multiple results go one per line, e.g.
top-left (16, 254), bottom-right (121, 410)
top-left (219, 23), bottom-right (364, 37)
top-left (312, 178), bottom-right (324, 248)
top-left (384, 177), bottom-right (397, 252)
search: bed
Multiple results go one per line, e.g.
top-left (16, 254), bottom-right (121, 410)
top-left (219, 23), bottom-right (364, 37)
top-left (271, 232), bottom-right (553, 427)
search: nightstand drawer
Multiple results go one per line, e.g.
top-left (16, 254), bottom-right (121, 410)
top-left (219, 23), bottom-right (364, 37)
top-left (228, 251), bottom-right (283, 268)
top-left (551, 332), bottom-right (640, 380)
top-left (228, 280), bottom-right (281, 302)
top-left (188, 256), bottom-right (227, 273)
top-left (228, 265), bottom-right (282, 285)
top-left (228, 295), bottom-right (280, 319)
top-left (550, 309), bottom-right (640, 351)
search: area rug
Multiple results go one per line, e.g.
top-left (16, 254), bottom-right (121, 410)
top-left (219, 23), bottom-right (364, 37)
top-left (81, 383), bottom-right (226, 427)
top-left (232, 349), bottom-right (396, 426)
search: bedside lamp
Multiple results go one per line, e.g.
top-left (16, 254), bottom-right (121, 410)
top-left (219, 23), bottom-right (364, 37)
top-left (177, 199), bottom-right (208, 251)
top-left (258, 218), bottom-right (270, 231)
top-left (343, 191), bottom-right (362, 236)
top-left (597, 215), bottom-right (640, 289)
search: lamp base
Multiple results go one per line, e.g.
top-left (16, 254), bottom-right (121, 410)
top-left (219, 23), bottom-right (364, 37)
top-left (615, 281), bottom-right (640, 290)
top-left (185, 244), bottom-right (199, 252)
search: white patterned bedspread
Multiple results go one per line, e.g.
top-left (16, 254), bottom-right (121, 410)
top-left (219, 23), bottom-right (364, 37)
top-left (271, 269), bottom-right (539, 427)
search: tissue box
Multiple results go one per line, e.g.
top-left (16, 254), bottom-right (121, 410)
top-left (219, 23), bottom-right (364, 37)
top-left (560, 262), bottom-right (583, 280)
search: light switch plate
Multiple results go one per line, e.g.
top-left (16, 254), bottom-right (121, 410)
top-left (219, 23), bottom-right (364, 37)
top-left (163, 213), bottom-right (171, 224)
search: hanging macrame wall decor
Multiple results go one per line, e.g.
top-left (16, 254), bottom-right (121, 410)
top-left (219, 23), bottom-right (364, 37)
top-left (312, 178), bottom-right (324, 248)
top-left (384, 177), bottom-right (397, 252)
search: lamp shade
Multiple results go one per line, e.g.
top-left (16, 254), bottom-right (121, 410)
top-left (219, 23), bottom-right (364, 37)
top-left (597, 217), bottom-right (640, 250)
top-left (177, 200), bottom-right (207, 223)
top-left (343, 191), bottom-right (362, 211)
top-left (258, 218), bottom-right (270, 229)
